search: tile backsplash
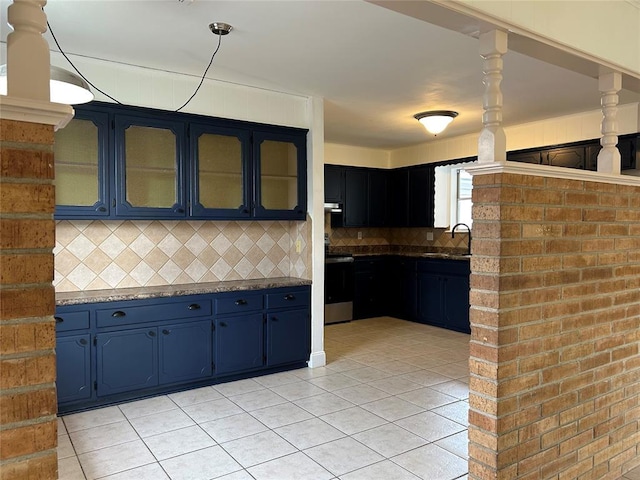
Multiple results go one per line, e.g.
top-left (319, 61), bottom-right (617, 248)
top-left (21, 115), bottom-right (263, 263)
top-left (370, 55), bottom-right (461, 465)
top-left (54, 219), bottom-right (311, 292)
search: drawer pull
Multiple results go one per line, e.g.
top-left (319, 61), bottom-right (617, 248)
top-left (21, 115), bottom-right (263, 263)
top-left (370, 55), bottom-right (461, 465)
top-left (220, 322), bottom-right (227, 328)
top-left (235, 299), bottom-right (247, 306)
top-left (284, 294), bottom-right (296, 301)
top-left (79, 338), bottom-right (88, 345)
top-left (111, 311), bottom-right (126, 318)
top-left (148, 330), bottom-right (156, 337)
top-left (54, 316), bottom-right (64, 324)
top-left (162, 329), bottom-right (170, 335)
top-left (188, 304), bottom-right (201, 310)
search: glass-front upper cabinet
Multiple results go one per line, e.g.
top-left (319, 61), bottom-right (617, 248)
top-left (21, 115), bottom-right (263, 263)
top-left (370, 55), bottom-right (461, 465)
top-left (54, 108), bottom-right (110, 217)
top-left (253, 130), bottom-right (307, 220)
top-left (114, 115), bottom-right (186, 218)
top-left (190, 124), bottom-right (251, 219)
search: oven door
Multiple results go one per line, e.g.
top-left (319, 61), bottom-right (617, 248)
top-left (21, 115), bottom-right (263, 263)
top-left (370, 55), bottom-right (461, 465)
top-left (324, 259), bottom-right (354, 324)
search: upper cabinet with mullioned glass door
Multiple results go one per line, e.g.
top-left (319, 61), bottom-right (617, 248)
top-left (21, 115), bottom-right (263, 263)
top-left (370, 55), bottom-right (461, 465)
top-left (54, 107), bottom-right (110, 217)
top-left (189, 123), bottom-right (251, 219)
top-left (114, 114), bottom-right (187, 218)
top-left (253, 130), bottom-right (307, 220)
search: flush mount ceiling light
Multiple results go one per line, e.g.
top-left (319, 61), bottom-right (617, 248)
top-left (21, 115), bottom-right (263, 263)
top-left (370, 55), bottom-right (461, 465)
top-left (0, 64), bottom-right (94, 105)
top-left (414, 110), bottom-right (459, 135)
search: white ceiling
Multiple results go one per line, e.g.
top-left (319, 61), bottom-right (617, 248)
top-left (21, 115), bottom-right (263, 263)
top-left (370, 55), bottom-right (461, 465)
top-left (1, 0), bottom-right (638, 149)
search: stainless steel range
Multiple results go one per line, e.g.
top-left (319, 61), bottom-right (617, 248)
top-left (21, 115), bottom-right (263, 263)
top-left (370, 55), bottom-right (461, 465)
top-left (324, 253), bottom-right (354, 324)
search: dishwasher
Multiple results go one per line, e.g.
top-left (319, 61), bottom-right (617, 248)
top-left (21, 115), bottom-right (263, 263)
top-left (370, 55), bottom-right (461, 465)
top-left (324, 254), bottom-right (354, 324)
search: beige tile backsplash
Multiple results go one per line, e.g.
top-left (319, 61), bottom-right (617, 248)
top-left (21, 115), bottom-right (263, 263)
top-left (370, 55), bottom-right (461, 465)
top-left (54, 219), bottom-right (311, 292)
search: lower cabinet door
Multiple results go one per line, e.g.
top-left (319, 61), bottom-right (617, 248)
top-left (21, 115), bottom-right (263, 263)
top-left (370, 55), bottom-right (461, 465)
top-left (159, 320), bottom-right (212, 384)
top-left (215, 313), bottom-right (264, 375)
top-left (56, 334), bottom-right (92, 403)
top-left (417, 272), bottom-right (445, 327)
top-left (443, 274), bottom-right (471, 334)
top-left (267, 309), bottom-right (310, 367)
top-left (96, 328), bottom-right (158, 396)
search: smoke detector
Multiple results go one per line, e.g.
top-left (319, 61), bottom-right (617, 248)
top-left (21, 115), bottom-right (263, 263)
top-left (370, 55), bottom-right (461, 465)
top-left (209, 23), bottom-right (233, 35)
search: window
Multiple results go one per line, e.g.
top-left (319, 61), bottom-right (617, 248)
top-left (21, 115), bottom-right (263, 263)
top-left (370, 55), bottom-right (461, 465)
top-left (456, 168), bottom-right (473, 228)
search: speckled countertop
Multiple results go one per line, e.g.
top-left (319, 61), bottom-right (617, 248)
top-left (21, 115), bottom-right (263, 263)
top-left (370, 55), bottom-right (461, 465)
top-left (327, 245), bottom-right (470, 261)
top-left (352, 252), bottom-right (471, 261)
top-left (56, 277), bottom-right (312, 306)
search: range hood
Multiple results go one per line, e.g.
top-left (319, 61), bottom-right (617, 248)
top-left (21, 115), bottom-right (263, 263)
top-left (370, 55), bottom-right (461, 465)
top-left (324, 202), bottom-right (342, 213)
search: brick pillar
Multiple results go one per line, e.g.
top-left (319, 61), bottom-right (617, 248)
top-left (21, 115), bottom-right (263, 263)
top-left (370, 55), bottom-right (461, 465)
top-left (0, 119), bottom-right (58, 479)
top-left (468, 171), bottom-right (640, 479)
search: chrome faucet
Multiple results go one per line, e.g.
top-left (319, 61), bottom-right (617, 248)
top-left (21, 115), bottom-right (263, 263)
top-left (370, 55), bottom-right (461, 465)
top-left (451, 223), bottom-right (472, 256)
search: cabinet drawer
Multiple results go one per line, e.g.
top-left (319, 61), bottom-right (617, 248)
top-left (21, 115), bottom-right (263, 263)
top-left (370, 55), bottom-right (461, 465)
top-left (216, 294), bottom-right (263, 315)
top-left (55, 311), bottom-right (90, 332)
top-left (96, 299), bottom-right (212, 328)
top-left (266, 290), bottom-right (310, 310)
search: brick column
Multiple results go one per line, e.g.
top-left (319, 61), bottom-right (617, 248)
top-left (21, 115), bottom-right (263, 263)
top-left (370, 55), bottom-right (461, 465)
top-left (468, 168), bottom-right (640, 479)
top-left (0, 120), bottom-right (58, 478)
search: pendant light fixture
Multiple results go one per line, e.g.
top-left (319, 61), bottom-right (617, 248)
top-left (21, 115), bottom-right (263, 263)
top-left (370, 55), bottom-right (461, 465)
top-left (0, 64), bottom-right (94, 105)
top-left (414, 110), bottom-right (458, 135)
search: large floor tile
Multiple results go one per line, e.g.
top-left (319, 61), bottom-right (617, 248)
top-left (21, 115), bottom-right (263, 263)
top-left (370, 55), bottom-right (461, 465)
top-left (119, 395), bottom-right (177, 419)
top-left (360, 396), bottom-right (425, 422)
top-left (182, 397), bottom-right (243, 423)
top-left (213, 378), bottom-right (263, 397)
top-left (275, 417), bottom-right (345, 450)
top-left (228, 389), bottom-right (288, 411)
top-left (398, 387), bottom-right (458, 410)
top-left (366, 376), bottom-right (422, 395)
top-left (58, 456), bottom-right (86, 480)
top-left (98, 462), bottom-right (170, 480)
top-left (304, 437), bottom-right (384, 477)
top-left (294, 392), bottom-right (355, 417)
top-left (395, 411), bottom-right (465, 443)
top-left (430, 380), bottom-right (469, 400)
top-left (320, 406), bottom-right (386, 435)
top-left (435, 431), bottom-right (469, 460)
top-left (77, 439), bottom-right (155, 479)
top-left (269, 380), bottom-right (327, 401)
top-left (168, 386), bottom-right (223, 407)
top-left (63, 406), bottom-right (126, 433)
top-left (253, 371), bottom-right (300, 388)
top-left (308, 373), bottom-right (362, 392)
top-left (200, 412), bottom-right (268, 443)
top-left (247, 451), bottom-right (333, 480)
top-left (57, 433), bottom-right (76, 460)
top-left (352, 423), bottom-right (427, 457)
top-left (432, 401), bottom-right (469, 426)
top-left (392, 444), bottom-right (468, 480)
top-left (143, 425), bottom-right (215, 461)
top-left (160, 445), bottom-right (242, 480)
top-left (70, 420), bottom-right (138, 454)
top-left (339, 460), bottom-right (421, 480)
top-left (249, 402), bottom-right (313, 429)
top-left (129, 408), bottom-right (195, 438)
top-left (400, 370), bottom-right (453, 386)
top-left (341, 366), bottom-right (393, 383)
top-left (221, 430), bottom-right (297, 468)
top-left (332, 384), bottom-right (390, 405)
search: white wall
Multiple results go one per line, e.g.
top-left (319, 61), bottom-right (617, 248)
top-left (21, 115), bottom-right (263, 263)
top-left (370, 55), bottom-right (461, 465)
top-left (444, 0), bottom-right (640, 76)
top-left (325, 143), bottom-right (391, 169)
top-left (391, 103), bottom-right (640, 167)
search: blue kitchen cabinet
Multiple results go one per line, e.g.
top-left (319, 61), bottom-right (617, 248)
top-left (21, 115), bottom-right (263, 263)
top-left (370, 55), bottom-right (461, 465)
top-left (324, 164), bottom-right (344, 203)
top-left (266, 287), bottom-right (311, 366)
top-left (159, 320), bottom-right (212, 384)
top-left (417, 259), bottom-right (470, 333)
top-left (114, 113), bottom-right (187, 218)
top-left (96, 327), bottom-right (159, 396)
top-left (253, 129), bottom-right (307, 220)
top-left (56, 334), bottom-right (92, 403)
top-left (54, 107), bottom-right (110, 218)
top-left (343, 168), bottom-right (368, 227)
top-left (408, 165), bottom-right (435, 227)
top-left (214, 313), bottom-right (264, 375)
top-left (389, 256), bottom-right (417, 321)
top-left (189, 123), bottom-right (252, 219)
top-left (266, 309), bottom-right (310, 366)
top-left (54, 101), bottom-right (308, 221)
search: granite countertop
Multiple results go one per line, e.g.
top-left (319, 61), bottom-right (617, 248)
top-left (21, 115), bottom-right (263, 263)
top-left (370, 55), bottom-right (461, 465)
top-left (352, 252), bottom-right (471, 261)
top-left (56, 277), bottom-right (312, 306)
top-left (327, 246), bottom-right (470, 261)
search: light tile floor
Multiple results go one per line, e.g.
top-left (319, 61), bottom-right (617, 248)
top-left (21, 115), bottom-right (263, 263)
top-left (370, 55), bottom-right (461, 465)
top-left (56, 316), bottom-right (640, 480)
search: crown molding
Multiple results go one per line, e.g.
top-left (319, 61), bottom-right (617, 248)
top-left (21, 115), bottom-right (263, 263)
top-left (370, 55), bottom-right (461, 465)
top-left (0, 95), bottom-right (73, 130)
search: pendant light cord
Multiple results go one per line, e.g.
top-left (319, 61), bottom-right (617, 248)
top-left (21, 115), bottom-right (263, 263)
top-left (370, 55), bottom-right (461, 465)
top-left (46, 19), bottom-right (224, 112)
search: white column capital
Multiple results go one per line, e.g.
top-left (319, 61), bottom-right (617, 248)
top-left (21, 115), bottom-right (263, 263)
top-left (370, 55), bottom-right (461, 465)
top-left (598, 71), bottom-right (622, 92)
top-left (479, 30), bottom-right (508, 57)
